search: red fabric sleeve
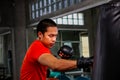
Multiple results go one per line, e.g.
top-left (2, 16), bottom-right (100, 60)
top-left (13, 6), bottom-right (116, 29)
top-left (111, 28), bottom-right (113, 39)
top-left (28, 40), bottom-right (51, 62)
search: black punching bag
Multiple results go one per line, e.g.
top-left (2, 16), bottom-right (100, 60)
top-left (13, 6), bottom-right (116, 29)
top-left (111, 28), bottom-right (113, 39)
top-left (93, 1), bottom-right (120, 80)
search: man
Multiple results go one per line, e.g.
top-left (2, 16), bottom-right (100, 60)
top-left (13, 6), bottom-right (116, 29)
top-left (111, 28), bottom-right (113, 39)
top-left (20, 18), bottom-right (93, 80)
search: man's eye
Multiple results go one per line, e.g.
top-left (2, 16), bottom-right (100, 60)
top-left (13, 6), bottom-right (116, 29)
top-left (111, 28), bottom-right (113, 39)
top-left (49, 34), bottom-right (57, 38)
top-left (49, 35), bottom-right (54, 37)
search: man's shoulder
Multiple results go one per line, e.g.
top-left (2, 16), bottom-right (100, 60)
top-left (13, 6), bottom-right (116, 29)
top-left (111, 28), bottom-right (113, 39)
top-left (31, 40), bottom-right (42, 46)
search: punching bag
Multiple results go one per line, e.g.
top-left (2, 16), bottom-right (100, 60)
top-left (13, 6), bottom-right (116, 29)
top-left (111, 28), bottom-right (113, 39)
top-left (93, 1), bottom-right (120, 80)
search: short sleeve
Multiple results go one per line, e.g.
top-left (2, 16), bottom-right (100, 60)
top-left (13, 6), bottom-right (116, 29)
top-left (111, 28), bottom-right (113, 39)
top-left (28, 40), bottom-right (51, 62)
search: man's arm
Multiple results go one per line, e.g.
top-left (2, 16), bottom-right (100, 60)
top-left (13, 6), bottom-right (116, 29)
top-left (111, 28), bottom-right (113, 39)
top-left (38, 53), bottom-right (77, 71)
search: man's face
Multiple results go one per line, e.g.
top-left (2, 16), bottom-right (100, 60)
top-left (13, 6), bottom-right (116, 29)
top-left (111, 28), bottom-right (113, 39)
top-left (38, 26), bottom-right (58, 48)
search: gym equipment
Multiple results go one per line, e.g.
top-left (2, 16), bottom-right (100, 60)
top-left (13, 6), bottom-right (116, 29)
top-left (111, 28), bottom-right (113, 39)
top-left (93, 1), bottom-right (120, 80)
top-left (77, 56), bottom-right (93, 69)
top-left (57, 45), bottom-right (74, 59)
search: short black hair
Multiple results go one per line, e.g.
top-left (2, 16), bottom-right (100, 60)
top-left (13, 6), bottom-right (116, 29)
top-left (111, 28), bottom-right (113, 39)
top-left (37, 18), bottom-right (57, 36)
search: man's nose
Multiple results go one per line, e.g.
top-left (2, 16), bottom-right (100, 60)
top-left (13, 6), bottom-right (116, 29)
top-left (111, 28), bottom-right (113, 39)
top-left (52, 37), bottom-right (56, 42)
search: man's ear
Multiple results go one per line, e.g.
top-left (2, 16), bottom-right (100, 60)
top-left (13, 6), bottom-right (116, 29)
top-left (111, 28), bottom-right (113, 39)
top-left (38, 32), bottom-right (43, 39)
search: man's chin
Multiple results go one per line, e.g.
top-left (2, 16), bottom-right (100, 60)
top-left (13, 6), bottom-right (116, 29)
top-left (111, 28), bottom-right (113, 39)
top-left (49, 45), bottom-right (54, 48)
top-left (49, 46), bottom-right (53, 48)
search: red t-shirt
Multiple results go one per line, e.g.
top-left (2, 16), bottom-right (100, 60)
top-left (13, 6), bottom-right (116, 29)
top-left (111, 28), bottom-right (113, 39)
top-left (20, 40), bottom-right (51, 80)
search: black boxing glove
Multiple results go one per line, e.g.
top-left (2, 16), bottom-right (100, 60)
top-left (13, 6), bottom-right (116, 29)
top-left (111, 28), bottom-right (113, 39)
top-left (77, 56), bottom-right (93, 69)
top-left (57, 45), bottom-right (74, 59)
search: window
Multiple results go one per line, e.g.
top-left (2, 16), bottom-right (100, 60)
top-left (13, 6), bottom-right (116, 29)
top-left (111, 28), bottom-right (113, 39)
top-left (48, 6), bottom-right (51, 13)
top-left (78, 13), bottom-right (84, 25)
top-left (70, 0), bottom-right (74, 5)
top-left (62, 16), bottom-right (68, 24)
top-left (53, 13), bottom-right (84, 25)
top-left (57, 18), bottom-right (62, 24)
top-left (53, 4), bottom-right (56, 11)
top-left (44, 0), bottom-right (47, 6)
top-left (31, 3), bottom-right (35, 19)
top-left (81, 36), bottom-right (90, 57)
top-left (58, 1), bottom-right (62, 9)
top-left (39, 1), bottom-right (42, 8)
top-left (63, 0), bottom-right (68, 8)
top-left (48, 0), bottom-right (51, 5)
top-left (29, 0), bottom-right (83, 20)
